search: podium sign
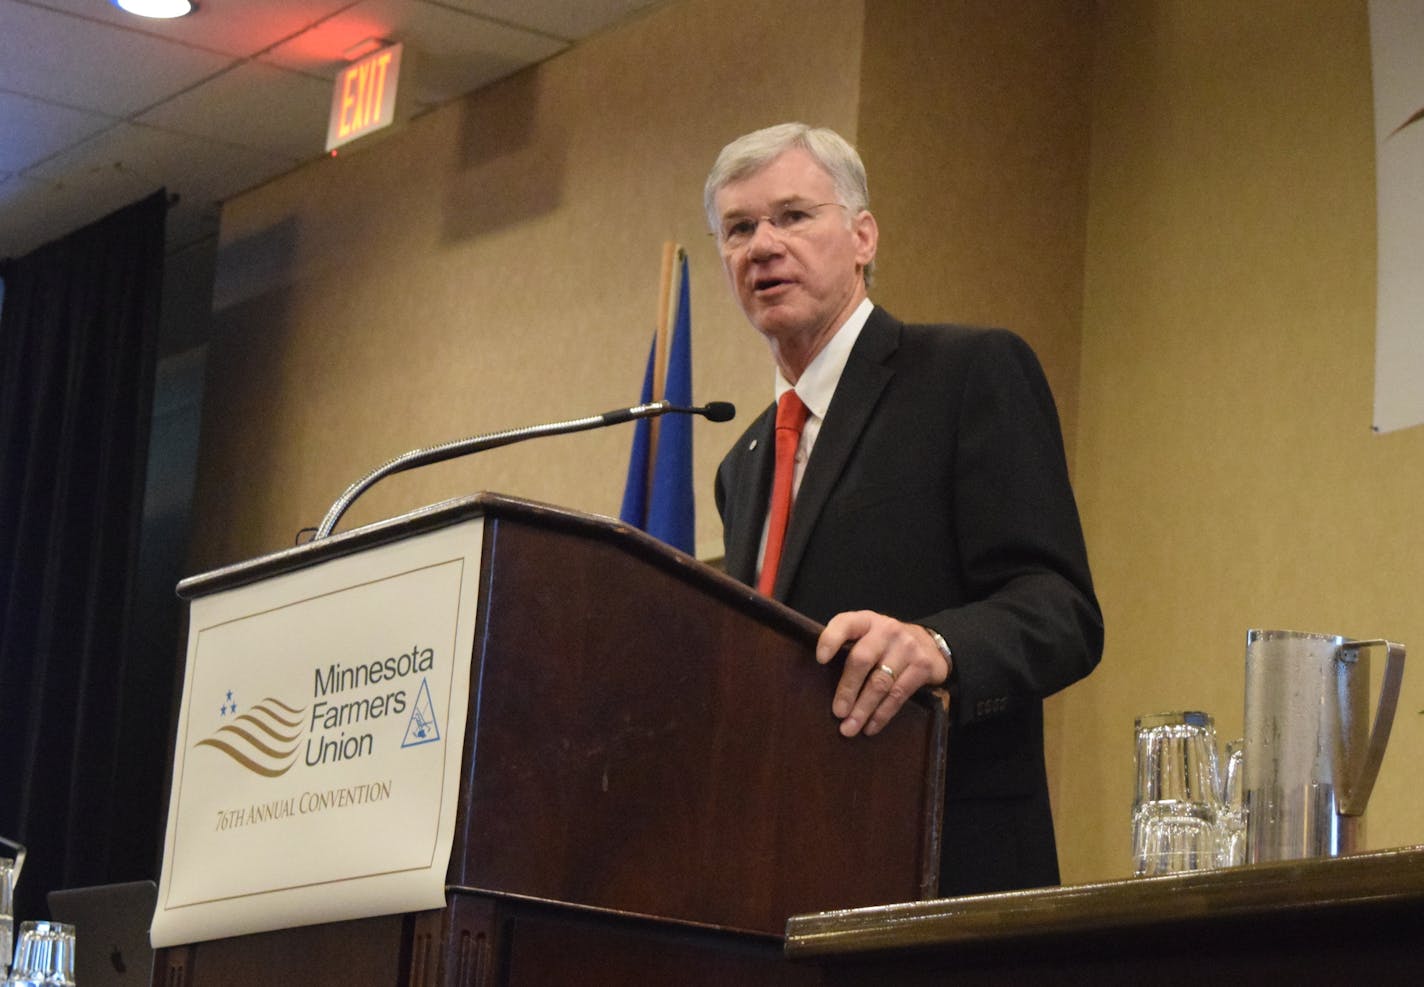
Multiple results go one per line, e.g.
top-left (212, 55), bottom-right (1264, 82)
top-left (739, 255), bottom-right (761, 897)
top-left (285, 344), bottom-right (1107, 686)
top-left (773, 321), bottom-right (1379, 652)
top-left (152, 518), bottom-right (485, 947)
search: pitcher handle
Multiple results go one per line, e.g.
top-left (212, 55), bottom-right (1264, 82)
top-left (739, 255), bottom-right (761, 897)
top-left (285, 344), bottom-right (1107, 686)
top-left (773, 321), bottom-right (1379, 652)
top-left (0, 833), bottom-right (23, 883)
top-left (1338, 639), bottom-right (1406, 816)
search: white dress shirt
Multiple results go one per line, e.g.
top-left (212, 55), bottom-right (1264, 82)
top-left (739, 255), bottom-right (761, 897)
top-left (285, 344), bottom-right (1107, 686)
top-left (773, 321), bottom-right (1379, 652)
top-left (756, 297), bottom-right (874, 580)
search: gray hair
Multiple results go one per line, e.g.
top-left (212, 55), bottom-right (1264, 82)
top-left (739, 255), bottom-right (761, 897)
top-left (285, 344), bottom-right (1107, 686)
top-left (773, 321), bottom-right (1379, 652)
top-left (704, 122), bottom-right (875, 286)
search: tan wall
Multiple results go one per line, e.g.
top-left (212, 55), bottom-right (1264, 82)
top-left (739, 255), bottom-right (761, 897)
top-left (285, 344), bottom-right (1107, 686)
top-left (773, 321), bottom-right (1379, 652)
top-left (191, 0), bottom-right (1424, 889)
top-left (1061, 0), bottom-right (1424, 883)
top-left (859, 0), bottom-right (1094, 453)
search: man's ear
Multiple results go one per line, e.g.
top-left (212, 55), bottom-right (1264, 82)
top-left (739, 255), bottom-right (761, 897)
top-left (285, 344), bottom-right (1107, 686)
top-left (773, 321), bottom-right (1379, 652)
top-left (853, 210), bottom-right (879, 268)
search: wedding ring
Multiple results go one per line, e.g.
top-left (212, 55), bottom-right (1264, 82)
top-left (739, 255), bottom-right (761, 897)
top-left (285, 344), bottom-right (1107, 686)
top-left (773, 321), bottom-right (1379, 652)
top-left (877, 663), bottom-right (897, 681)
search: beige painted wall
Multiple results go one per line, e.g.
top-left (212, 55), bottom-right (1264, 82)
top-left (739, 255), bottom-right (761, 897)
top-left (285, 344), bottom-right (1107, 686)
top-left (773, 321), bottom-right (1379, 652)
top-left (191, 0), bottom-right (1423, 888)
top-left (1061, 0), bottom-right (1424, 883)
top-left (859, 0), bottom-right (1094, 453)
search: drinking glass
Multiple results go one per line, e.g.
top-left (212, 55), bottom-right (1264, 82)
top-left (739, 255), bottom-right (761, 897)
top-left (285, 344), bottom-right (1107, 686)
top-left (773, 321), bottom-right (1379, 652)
top-left (0, 837), bottom-right (26, 982)
top-left (5, 920), bottom-right (76, 987)
top-left (0, 858), bottom-right (13, 980)
top-left (1132, 711), bottom-right (1222, 876)
top-left (1213, 737), bottom-right (1246, 868)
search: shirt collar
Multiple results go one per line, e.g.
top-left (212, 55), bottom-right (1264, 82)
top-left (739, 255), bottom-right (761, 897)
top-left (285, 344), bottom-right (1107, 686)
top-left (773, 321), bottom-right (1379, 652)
top-left (773, 297), bottom-right (873, 418)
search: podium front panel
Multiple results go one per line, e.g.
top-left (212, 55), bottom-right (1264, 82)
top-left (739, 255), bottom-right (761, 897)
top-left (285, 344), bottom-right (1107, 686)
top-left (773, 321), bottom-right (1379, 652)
top-left (448, 509), bottom-right (944, 936)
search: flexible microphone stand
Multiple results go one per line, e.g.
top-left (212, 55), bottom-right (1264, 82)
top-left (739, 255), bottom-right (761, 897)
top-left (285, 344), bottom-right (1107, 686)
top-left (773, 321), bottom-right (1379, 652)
top-left (311, 399), bottom-right (735, 541)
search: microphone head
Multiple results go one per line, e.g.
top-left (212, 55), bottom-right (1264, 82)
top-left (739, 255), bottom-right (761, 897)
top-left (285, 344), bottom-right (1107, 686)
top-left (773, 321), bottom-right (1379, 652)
top-left (702, 401), bottom-right (736, 423)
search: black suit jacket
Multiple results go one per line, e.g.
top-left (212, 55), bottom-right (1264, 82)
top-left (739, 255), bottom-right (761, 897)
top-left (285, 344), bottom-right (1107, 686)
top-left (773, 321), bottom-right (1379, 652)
top-left (716, 306), bottom-right (1103, 896)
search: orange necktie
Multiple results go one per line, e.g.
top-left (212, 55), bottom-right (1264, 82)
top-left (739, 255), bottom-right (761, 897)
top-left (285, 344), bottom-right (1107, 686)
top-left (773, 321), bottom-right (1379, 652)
top-left (758, 390), bottom-right (809, 596)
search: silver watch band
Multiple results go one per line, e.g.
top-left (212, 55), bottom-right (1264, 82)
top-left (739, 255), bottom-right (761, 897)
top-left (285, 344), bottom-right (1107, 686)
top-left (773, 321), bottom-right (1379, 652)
top-left (922, 626), bottom-right (954, 678)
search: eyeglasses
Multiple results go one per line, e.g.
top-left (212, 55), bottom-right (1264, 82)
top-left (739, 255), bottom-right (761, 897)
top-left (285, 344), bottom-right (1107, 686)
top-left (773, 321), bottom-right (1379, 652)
top-left (715, 202), bottom-right (846, 250)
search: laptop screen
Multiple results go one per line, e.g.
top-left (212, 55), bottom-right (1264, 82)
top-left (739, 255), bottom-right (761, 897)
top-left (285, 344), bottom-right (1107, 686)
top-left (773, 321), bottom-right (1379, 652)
top-left (46, 881), bottom-right (157, 987)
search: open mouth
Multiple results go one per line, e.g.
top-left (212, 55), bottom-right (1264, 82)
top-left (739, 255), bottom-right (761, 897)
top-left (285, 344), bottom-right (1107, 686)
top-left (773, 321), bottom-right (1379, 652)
top-left (754, 277), bottom-right (792, 293)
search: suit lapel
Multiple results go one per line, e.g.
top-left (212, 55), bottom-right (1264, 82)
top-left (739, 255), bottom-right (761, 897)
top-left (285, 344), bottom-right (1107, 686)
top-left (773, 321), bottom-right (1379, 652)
top-left (722, 403), bottom-right (776, 584)
top-left (773, 308), bottom-right (900, 599)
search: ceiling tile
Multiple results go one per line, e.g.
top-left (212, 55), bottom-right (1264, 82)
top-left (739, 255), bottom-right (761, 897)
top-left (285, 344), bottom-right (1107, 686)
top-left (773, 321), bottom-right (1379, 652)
top-left (35, 0), bottom-right (358, 58)
top-left (137, 62), bottom-right (334, 159)
top-left (6, 114), bottom-right (311, 257)
top-left (0, 91), bottom-right (117, 172)
top-left (0, 2), bottom-right (231, 116)
top-left (27, 121), bottom-right (299, 206)
top-left (437, 0), bottom-right (664, 42)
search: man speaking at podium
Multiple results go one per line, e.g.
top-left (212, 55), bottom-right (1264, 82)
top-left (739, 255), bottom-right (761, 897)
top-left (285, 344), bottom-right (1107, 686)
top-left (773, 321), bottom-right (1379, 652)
top-left (707, 123), bottom-right (1103, 896)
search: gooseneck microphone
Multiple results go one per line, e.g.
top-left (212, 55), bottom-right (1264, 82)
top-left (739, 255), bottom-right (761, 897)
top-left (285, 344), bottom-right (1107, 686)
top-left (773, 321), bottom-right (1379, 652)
top-left (311, 399), bottom-right (736, 540)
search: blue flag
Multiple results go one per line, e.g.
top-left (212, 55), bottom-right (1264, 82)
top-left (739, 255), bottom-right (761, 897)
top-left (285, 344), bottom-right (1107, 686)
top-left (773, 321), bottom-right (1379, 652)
top-left (619, 250), bottom-right (694, 553)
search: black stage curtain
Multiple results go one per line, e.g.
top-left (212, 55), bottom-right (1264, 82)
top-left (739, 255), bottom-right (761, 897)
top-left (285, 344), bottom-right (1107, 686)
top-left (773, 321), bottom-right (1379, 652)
top-left (0, 191), bottom-right (167, 923)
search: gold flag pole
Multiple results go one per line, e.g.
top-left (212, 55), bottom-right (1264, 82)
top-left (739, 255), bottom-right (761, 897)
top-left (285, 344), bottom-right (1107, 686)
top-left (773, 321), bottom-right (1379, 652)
top-left (644, 241), bottom-right (684, 507)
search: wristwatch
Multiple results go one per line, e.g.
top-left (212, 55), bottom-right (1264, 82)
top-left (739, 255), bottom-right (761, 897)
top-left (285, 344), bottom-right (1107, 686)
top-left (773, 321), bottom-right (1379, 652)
top-left (922, 626), bottom-right (954, 679)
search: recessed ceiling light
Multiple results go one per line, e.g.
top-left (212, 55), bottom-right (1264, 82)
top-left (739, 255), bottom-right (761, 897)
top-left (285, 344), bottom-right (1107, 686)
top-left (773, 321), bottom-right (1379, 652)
top-left (112, 0), bottom-right (196, 18)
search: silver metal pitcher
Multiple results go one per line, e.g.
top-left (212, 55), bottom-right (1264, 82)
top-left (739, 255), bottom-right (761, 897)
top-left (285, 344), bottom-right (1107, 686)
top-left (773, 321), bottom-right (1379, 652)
top-left (1243, 629), bottom-right (1406, 863)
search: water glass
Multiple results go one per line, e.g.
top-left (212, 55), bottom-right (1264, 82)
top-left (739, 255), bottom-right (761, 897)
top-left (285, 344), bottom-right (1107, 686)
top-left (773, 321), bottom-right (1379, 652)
top-left (1133, 805), bottom-right (1218, 874)
top-left (0, 858), bottom-right (12, 979)
top-left (1215, 738), bottom-right (1247, 868)
top-left (5, 921), bottom-right (76, 987)
top-left (1132, 710), bottom-right (1222, 876)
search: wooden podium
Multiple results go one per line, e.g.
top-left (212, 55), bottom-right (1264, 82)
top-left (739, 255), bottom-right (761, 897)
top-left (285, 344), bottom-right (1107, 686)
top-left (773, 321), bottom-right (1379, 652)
top-left (154, 494), bottom-right (946, 985)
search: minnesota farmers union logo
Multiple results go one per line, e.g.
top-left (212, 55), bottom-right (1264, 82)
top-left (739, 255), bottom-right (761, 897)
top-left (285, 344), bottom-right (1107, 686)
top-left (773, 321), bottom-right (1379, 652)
top-left (194, 645), bottom-right (444, 778)
top-left (195, 689), bottom-right (307, 778)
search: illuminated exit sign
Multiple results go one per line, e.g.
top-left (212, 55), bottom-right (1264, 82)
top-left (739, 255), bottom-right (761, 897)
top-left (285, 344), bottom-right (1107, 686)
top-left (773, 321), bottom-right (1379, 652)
top-left (326, 43), bottom-right (403, 152)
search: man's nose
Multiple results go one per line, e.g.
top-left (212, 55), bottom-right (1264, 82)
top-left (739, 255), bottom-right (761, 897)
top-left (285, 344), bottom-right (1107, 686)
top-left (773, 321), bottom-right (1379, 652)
top-left (746, 217), bottom-right (787, 258)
